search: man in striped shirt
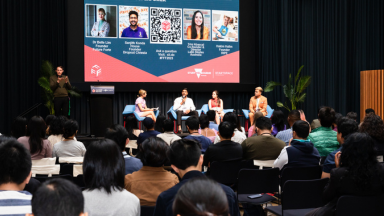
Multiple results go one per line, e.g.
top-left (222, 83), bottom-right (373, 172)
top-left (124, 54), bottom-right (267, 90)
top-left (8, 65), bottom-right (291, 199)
top-left (0, 139), bottom-right (33, 216)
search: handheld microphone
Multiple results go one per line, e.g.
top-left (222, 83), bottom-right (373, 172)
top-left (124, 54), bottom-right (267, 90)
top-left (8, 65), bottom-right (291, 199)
top-left (182, 96), bottom-right (186, 99)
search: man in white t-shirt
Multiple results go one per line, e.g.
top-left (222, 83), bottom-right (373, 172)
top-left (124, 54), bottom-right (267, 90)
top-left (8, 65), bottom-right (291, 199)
top-left (173, 88), bottom-right (198, 132)
top-left (212, 16), bottom-right (237, 39)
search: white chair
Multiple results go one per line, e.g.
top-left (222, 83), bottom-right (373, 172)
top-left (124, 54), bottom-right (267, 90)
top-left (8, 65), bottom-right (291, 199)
top-left (253, 160), bottom-right (275, 169)
top-left (59, 157), bottom-right (83, 164)
top-left (31, 165), bottom-right (60, 177)
top-left (32, 157), bottom-right (56, 166)
top-left (73, 165), bottom-right (83, 177)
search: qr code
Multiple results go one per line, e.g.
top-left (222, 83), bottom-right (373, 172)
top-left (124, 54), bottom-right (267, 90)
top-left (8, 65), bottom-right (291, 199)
top-left (150, 8), bottom-right (182, 44)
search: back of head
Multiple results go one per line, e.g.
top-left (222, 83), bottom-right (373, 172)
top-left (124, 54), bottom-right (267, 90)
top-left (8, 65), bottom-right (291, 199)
top-left (337, 117), bottom-right (358, 138)
top-left (271, 110), bottom-right (285, 131)
top-left (105, 124), bottom-right (128, 152)
top-left (173, 177), bottom-right (229, 216)
top-left (199, 114), bottom-right (209, 129)
top-left (185, 116), bottom-right (199, 130)
top-left (0, 140), bottom-right (31, 185)
top-left (219, 121), bottom-right (235, 139)
top-left (365, 108), bottom-right (375, 115)
top-left (27, 116), bottom-right (46, 154)
top-left (49, 116), bottom-right (66, 135)
top-left (288, 110), bottom-right (301, 125)
top-left (334, 113), bottom-right (343, 125)
top-left (359, 113), bottom-right (384, 141)
top-left (83, 139), bottom-right (125, 193)
top-left (168, 139), bottom-right (202, 170)
top-left (346, 112), bottom-right (357, 121)
top-left (137, 137), bottom-right (169, 167)
top-left (143, 117), bottom-right (154, 130)
top-left (11, 116), bottom-right (27, 139)
top-left (318, 107), bottom-right (336, 127)
top-left (223, 112), bottom-right (241, 132)
top-left (163, 119), bottom-right (174, 132)
top-left (63, 119), bottom-right (79, 139)
top-left (207, 110), bottom-right (216, 122)
top-left (252, 111), bottom-right (264, 125)
top-left (32, 178), bottom-right (84, 216)
top-left (292, 120), bottom-right (310, 139)
top-left (155, 115), bottom-right (166, 133)
top-left (255, 116), bottom-right (272, 130)
top-left (45, 115), bottom-right (56, 126)
top-left (125, 115), bottom-right (139, 133)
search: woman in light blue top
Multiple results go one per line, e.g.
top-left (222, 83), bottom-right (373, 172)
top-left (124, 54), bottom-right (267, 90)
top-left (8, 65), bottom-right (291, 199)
top-left (91, 8), bottom-right (110, 37)
top-left (135, 89), bottom-right (156, 122)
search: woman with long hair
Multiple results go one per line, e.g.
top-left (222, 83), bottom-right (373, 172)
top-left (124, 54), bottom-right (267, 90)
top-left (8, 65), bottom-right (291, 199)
top-left (90, 8), bottom-right (110, 37)
top-left (199, 114), bottom-right (217, 143)
top-left (214, 112), bottom-right (246, 144)
top-left (135, 89), bottom-right (156, 122)
top-left (359, 113), bottom-right (384, 156)
top-left (208, 90), bottom-right (224, 125)
top-left (17, 116), bottom-right (52, 159)
top-left (11, 116), bottom-right (27, 139)
top-left (270, 110), bottom-right (286, 136)
top-left (186, 10), bottom-right (209, 40)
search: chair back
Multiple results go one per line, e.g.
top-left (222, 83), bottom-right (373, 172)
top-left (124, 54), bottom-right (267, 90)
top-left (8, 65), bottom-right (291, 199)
top-left (201, 104), bottom-right (209, 114)
top-left (253, 160), bottom-right (275, 169)
top-left (122, 105), bottom-right (135, 114)
top-left (59, 157), bottom-right (83, 164)
top-left (32, 158), bottom-right (57, 166)
top-left (210, 159), bottom-right (242, 186)
top-left (167, 106), bottom-right (177, 120)
top-left (280, 166), bottom-right (322, 188)
top-left (282, 178), bottom-right (328, 210)
top-left (237, 168), bottom-right (280, 195)
top-left (266, 105), bottom-right (274, 118)
top-left (141, 206), bottom-right (155, 216)
top-left (32, 165), bottom-right (60, 177)
top-left (336, 194), bottom-right (384, 216)
top-left (240, 160), bottom-right (260, 170)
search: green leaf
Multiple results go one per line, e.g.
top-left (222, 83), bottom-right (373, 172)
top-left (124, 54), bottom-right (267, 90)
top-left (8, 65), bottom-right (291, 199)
top-left (41, 61), bottom-right (54, 78)
top-left (264, 81), bottom-right (281, 92)
top-left (38, 77), bottom-right (52, 93)
top-left (294, 65), bottom-right (304, 86)
top-left (276, 101), bottom-right (285, 108)
top-left (297, 76), bottom-right (311, 94)
top-left (296, 93), bottom-right (307, 103)
top-left (68, 90), bottom-right (81, 97)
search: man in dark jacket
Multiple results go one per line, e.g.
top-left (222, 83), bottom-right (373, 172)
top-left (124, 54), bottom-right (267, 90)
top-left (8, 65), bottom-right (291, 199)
top-left (274, 120), bottom-right (320, 170)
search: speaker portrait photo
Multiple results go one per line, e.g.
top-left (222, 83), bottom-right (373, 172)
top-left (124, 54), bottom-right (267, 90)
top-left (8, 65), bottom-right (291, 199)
top-left (183, 9), bottom-right (211, 40)
top-left (85, 4), bottom-right (117, 38)
top-left (212, 10), bottom-right (238, 42)
top-left (119, 6), bottom-right (149, 39)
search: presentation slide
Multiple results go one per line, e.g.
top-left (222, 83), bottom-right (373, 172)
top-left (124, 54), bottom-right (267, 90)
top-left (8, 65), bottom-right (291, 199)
top-left (84, 0), bottom-right (239, 83)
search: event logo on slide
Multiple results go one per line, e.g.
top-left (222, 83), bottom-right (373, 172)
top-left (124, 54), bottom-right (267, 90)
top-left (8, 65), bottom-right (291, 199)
top-left (187, 68), bottom-right (212, 78)
top-left (91, 65), bottom-right (102, 78)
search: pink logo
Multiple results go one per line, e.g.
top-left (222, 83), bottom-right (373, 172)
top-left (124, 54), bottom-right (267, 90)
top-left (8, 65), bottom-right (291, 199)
top-left (162, 20), bottom-right (170, 31)
top-left (91, 65), bottom-right (102, 79)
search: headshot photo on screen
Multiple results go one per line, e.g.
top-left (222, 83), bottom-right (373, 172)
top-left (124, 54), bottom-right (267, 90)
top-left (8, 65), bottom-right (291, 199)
top-left (183, 9), bottom-right (210, 40)
top-left (85, 4), bottom-right (117, 38)
top-left (212, 10), bottom-right (238, 42)
top-left (119, 6), bottom-right (149, 39)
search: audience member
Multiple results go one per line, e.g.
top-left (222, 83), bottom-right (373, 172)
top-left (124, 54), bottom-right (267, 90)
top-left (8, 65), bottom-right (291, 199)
top-left (321, 117), bottom-right (358, 179)
top-left (306, 133), bottom-right (384, 216)
top-left (365, 108), bottom-right (375, 115)
top-left (241, 117), bottom-right (285, 160)
top-left (274, 120), bottom-right (320, 170)
top-left (271, 110), bottom-right (287, 136)
top-left (346, 111), bottom-right (357, 121)
top-left (332, 113), bottom-right (343, 132)
top-left (172, 178), bottom-right (231, 216)
top-left (154, 139), bottom-right (239, 216)
top-left (44, 115), bottom-right (55, 135)
top-left (137, 117), bottom-right (161, 146)
top-left (47, 116), bottom-right (66, 147)
top-left (198, 114), bottom-right (217, 143)
top-left (28, 178), bottom-right (86, 216)
top-left (308, 107), bottom-right (339, 157)
top-left (83, 139), bottom-right (140, 216)
top-left (154, 115), bottom-right (166, 133)
top-left (53, 119), bottom-right (86, 157)
top-left (359, 113), bottom-right (384, 156)
top-left (105, 124), bottom-right (143, 175)
top-left (310, 106), bottom-right (325, 130)
top-left (207, 110), bottom-right (219, 131)
top-left (184, 116), bottom-right (212, 153)
top-left (18, 116), bottom-right (52, 159)
top-left (214, 112), bottom-right (246, 144)
top-left (125, 115), bottom-right (143, 140)
top-left (11, 116), bottom-right (27, 139)
top-left (276, 110), bottom-right (301, 145)
top-left (298, 109), bottom-right (307, 121)
top-left (0, 140), bottom-right (33, 215)
top-left (247, 111), bottom-right (263, 137)
top-left (125, 137), bottom-right (179, 206)
top-left (157, 119), bottom-right (181, 145)
top-left (203, 122), bottom-right (243, 171)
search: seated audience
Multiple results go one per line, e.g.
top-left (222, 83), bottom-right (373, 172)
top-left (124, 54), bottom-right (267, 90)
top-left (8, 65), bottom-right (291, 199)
top-left (306, 133), bottom-right (384, 216)
top-left (0, 140), bottom-right (33, 215)
top-left (157, 119), bottom-right (181, 145)
top-left (207, 110), bottom-right (219, 131)
top-left (184, 116), bottom-right (212, 153)
top-left (47, 116), bottom-right (66, 147)
top-left (321, 117), bottom-right (358, 179)
top-left (172, 178), bottom-right (231, 216)
top-left (298, 109), bottom-right (307, 121)
top-left (125, 115), bottom-right (143, 140)
top-left (53, 119), bottom-right (86, 157)
top-left (137, 117), bottom-right (161, 146)
top-left (276, 110), bottom-right (301, 145)
top-left (310, 106), bottom-right (325, 130)
top-left (346, 111), bottom-right (357, 121)
top-left (308, 107), bottom-right (339, 157)
top-left (154, 139), bottom-right (239, 216)
top-left (18, 116), bottom-right (52, 159)
top-left (248, 111), bottom-right (263, 137)
top-left (359, 113), bottom-right (384, 156)
top-left (241, 117), bottom-right (285, 160)
top-left (83, 139), bottom-right (140, 216)
top-left (271, 110), bottom-right (287, 136)
top-left (11, 116), bottom-right (27, 139)
top-left (332, 113), bottom-right (343, 132)
top-left (44, 114), bottom-right (55, 135)
top-left (274, 120), bottom-right (320, 170)
top-left (125, 137), bottom-right (179, 206)
top-left (365, 108), bottom-right (375, 115)
top-left (105, 124), bottom-right (143, 175)
top-left (154, 115), bottom-right (166, 133)
top-left (198, 114), bottom-right (217, 143)
top-left (214, 112), bottom-right (246, 144)
top-left (203, 122), bottom-right (243, 171)
top-left (28, 178), bottom-right (86, 216)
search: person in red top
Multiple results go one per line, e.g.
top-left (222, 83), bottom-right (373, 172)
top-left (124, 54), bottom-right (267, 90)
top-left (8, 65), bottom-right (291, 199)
top-left (208, 90), bottom-right (224, 125)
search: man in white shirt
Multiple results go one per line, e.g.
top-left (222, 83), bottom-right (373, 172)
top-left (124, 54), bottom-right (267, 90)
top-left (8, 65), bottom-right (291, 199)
top-left (173, 88), bottom-right (198, 132)
top-left (157, 119), bottom-right (181, 145)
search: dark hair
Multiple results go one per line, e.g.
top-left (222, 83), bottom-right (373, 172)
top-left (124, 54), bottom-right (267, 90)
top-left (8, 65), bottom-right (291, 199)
top-left (49, 116), bottom-right (66, 135)
top-left (191, 11), bottom-right (205, 39)
top-left (125, 115), bottom-right (139, 135)
top-left (0, 136), bottom-right (16, 144)
top-left (136, 137), bottom-right (169, 167)
top-left (63, 119), bottom-right (79, 139)
top-left (365, 108), bottom-right (375, 115)
top-left (359, 113), bottom-right (384, 141)
top-left (251, 112), bottom-right (264, 126)
top-left (337, 117), bottom-right (358, 138)
top-left (56, 66), bottom-right (64, 70)
top-left (223, 112), bottom-right (242, 132)
top-left (168, 139), bottom-right (201, 170)
top-left (271, 110), bottom-right (286, 132)
top-left (27, 116), bottom-right (46, 154)
top-left (105, 124), bottom-right (128, 152)
top-left (318, 107), bottom-right (336, 127)
top-left (83, 139), bottom-right (125, 194)
top-left (288, 110), bottom-right (301, 125)
top-left (45, 115), bottom-right (55, 126)
top-left (186, 116), bottom-right (199, 131)
top-left (32, 178), bottom-right (84, 216)
top-left (340, 133), bottom-right (381, 189)
top-left (292, 120), bottom-right (310, 139)
top-left (182, 88), bottom-right (188, 92)
top-left (212, 90), bottom-right (221, 107)
top-left (207, 110), bottom-right (216, 122)
top-left (11, 116), bottom-right (27, 139)
top-left (155, 115), bottom-right (166, 133)
top-left (143, 117), bottom-right (154, 129)
top-left (0, 140), bottom-right (31, 185)
top-left (218, 121), bottom-right (235, 139)
top-left (163, 119), bottom-right (174, 132)
top-left (346, 112), bottom-right (357, 121)
top-left (199, 114), bottom-right (209, 129)
top-left (334, 113), bottom-right (343, 125)
top-left (255, 116), bottom-right (272, 130)
top-left (173, 177), bottom-right (229, 216)
top-left (129, 10), bottom-right (138, 18)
